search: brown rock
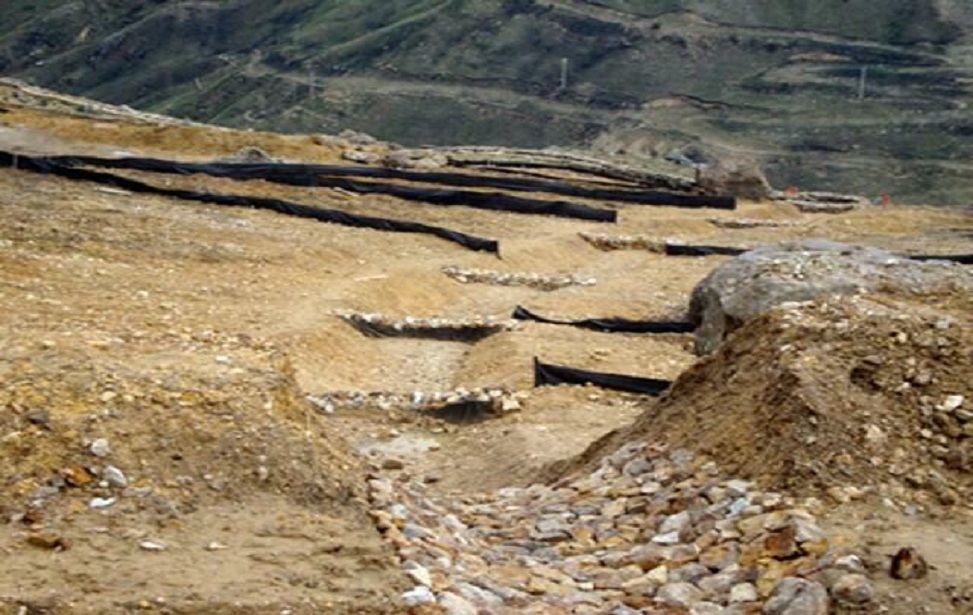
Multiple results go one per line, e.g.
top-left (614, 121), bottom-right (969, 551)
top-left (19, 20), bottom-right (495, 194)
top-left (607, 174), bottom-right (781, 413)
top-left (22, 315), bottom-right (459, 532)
top-left (27, 533), bottom-right (72, 551)
top-left (831, 573), bottom-right (874, 604)
top-left (890, 547), bottom-right (929, 580)
top-left (381, 458), bottom-right (406, 470)
top-left (61, 465), bottom-right (94, 487)
top-left (698, 160), bottom-right (772, 200)
top-left (743, 527), bottom-right (799, 565)
top-left (21, 508), bottom-right (45, 525)
top-left (763, 577), bottom-right (829, 615)
top-left (700, 542), bottom-right (739, 571)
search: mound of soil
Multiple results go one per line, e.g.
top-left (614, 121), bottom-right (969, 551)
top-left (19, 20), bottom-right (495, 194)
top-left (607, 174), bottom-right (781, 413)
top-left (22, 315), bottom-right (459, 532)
top-left (0, 348), bottom-right (406, 613)
top-left (581, 291), bottom-right (972, 509)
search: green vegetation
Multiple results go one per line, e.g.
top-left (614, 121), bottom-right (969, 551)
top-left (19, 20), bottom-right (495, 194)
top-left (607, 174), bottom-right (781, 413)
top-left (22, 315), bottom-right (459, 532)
top-left (0, 0), bottom-right (970, 204)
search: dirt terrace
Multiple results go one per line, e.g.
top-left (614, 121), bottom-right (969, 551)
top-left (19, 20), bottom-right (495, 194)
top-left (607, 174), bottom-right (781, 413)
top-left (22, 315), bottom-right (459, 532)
top-left (0, 84), bottom-right (971, 613)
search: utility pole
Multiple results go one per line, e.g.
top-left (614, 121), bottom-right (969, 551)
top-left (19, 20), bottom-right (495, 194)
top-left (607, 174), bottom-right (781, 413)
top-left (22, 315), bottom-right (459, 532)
top-left (560, 57), bottom-right (569, 90)
top-left (857, 66), bottom-right (868, 100)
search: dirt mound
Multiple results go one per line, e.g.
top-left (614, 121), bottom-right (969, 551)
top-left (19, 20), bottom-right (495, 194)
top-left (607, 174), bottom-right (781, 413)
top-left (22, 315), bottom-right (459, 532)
top-left (689, 240), bottom-right (973, 355)
top-left (697, 160), bottom-right (772, 201)
top-left (0, 351), bottom-right (357, 513)
top-left (579, 291), bottom-right (972, 510)
top-left (0, 349), bottom-right (406, 613)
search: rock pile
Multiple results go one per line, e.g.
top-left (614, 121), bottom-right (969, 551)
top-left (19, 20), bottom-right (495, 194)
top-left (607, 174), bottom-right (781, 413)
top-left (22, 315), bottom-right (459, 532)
top-left (385, 149), bottom-right (449, 170)
top-left (696, 161), bottom-right (772, 201)
top-left (578, 232), bottom-right (665, 252)
top-left (772, 191), bottom-right (869, 214)
top-left (337, 311), bottom-right (519, 340)
top-left (598, 293), bottom-right (972, 509)
top-left (308, 388), bottom-right (524, 416)
top-left (442, 266), bottom-right (596, 291)
top-left (708, 219), bottom-right (799, 230)
top-left (370, 442), bottom-right (859, 614)
top-left (689, 240), bottom-right (973, 355)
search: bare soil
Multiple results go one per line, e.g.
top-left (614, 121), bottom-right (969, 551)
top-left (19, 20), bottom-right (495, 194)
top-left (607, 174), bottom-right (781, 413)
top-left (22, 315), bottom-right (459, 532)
top-left (1, 82), bottom-right (971, 613)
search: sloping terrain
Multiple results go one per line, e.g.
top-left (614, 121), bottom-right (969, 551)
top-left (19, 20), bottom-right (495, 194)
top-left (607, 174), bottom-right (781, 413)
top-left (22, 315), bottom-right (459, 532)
top-left (1, 83), bottom-right (972, 613)
top-left (1, 0), bottom-right (971, 204)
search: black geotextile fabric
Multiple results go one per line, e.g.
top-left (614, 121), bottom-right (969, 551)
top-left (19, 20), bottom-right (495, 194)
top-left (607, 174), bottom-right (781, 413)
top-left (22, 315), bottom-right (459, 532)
top-left (512, 306), bottom-right (694, 334)
top-left (663, 244), bottom-right (747, 257)
top-left (46, 154), bottom-right (737, 210)
top-left (449, 158), bottom-right (693, 193)
top-left (533, 358), bottom-right (672, 396)
top-left (0, 151), bottom-right (499, 254)
top-left (910, 253), bottom-right (973, 265)
top-left (43, 154), bottom-right (617, 222)
top-left (659, 243), bottom-right (972, 264)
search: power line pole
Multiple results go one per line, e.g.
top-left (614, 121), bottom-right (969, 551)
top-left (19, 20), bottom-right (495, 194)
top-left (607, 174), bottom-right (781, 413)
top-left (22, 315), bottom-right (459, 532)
top-left (560, 57), bottom-right (569, 90)
top-left (858, 66), bottom-right (868, 100)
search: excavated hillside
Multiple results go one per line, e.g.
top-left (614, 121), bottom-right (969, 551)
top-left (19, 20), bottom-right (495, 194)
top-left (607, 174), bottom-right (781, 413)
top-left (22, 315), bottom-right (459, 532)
top-left (1, 0), bottom-right (971, 204)
top-left (0, 82), bottom-right (972, 614)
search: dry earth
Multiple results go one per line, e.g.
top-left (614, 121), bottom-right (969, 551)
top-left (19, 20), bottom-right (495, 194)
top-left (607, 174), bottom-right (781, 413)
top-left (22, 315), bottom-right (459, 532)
top-left (0, 83), bottom-right (971, 614)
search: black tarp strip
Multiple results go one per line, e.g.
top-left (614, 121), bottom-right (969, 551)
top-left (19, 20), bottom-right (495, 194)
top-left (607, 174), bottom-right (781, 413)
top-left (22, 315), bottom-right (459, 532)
top-left (533, 358), bottom-right (672, 396)
top-left (44, 154), bottom-right (617, 222)
top-left (665, 242), bottom-right (972, 265)
top-left (449, 158), bottom-right (693, 192)
top-left (664, 244), bottom-right (748, 257)
top-left (47, 154), bottom-right (736, 209)
top-left (513, 306), bottom-right (693, 334)
top-left (910, 253), bottom-right (973, 265)
top-left (0, 151), bottom-right (499, 254)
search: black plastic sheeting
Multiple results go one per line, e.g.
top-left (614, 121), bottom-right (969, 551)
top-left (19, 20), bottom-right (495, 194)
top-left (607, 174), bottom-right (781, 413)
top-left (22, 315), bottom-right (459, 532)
top-left (533, 358), bottom-right (672, 396)
top-left (0, 151), bottom-right (499, 254)
top-left (910, 253), bottom-right (973, 265)
top-left (657, 242), bottom-right (971, 264)
top-left (661, 243), bottom-right (972, 264)
top-left (513, 306), bottom-right (694, 334)
top-left (47, 154), bottom-right (737, 210)
top-left (663, 244), bottom-right (747, 257)
top-left (43, 154), bottom-right (618, 222)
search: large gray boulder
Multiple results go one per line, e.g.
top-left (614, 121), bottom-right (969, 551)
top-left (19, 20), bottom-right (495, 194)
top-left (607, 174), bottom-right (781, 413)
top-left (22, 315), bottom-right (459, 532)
top-left (689, 240), bottom-right (973, 355)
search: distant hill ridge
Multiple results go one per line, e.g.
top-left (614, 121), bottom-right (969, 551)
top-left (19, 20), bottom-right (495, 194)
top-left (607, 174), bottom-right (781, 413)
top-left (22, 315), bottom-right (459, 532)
top-left (1, 0), bottom-right (971, 204)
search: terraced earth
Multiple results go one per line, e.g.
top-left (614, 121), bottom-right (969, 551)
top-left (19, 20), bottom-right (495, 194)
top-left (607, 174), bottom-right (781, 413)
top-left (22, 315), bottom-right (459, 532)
top-left (0, 82), bottom-right (971, 614)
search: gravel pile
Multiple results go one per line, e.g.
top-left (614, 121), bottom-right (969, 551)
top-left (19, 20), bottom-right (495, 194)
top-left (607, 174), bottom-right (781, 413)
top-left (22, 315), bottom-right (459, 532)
top-left (708, 219), bottom-right (799, 229)
top-left (442, 266), bottom-right (596, 291)
top-left (578, 232), bottom-right (665, 252)
top-left (371, 442), bottom-right (863, 614)
top-left (308, 388), bottom-right (524, 415)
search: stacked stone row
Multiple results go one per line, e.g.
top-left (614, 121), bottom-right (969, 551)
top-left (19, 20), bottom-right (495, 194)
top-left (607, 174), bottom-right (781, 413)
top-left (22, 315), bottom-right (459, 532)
top-left (442, 266), bottom-right (597, 291)
top-left (337, 311), bottom-right (520, 336)
top-left (307, 388), bottom-right (523, 415)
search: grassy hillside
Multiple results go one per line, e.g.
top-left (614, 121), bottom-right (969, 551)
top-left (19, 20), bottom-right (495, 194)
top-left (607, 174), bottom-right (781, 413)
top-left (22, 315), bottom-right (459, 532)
top-left (1, 0), bottom-right (970, 204)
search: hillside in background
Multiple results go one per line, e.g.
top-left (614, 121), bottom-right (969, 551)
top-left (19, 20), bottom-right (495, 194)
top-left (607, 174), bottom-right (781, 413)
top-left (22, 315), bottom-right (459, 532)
top-left (2, 0), bottom-right (971, 204)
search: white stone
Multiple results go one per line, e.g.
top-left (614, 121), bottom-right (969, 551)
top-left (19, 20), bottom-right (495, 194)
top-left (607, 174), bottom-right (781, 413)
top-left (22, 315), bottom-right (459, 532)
top-left (652, 531), bottom-right (681, 545)
top-left (404, 561), bottom-right (432, 587)
top-left (402, 586), bottom-right (436, 607)
top-left (730, 582), bottom-right (758, 603)
top-left (103, 465), bottom-right (128, 488)
top-left (645, 565), bottom-right (669, 585)
top-left (89, 438), bottom-right (110, 457)
top-left (89, 497), bottom-right (115, 509)
top-left (659, 511), bottom-right (691, 534)
top-left (940, 395), bottom-right (964, 412)
top-left (656, 582), bottom-right (703, 607)
top-left (833, 555), bottom-right (865, 573)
